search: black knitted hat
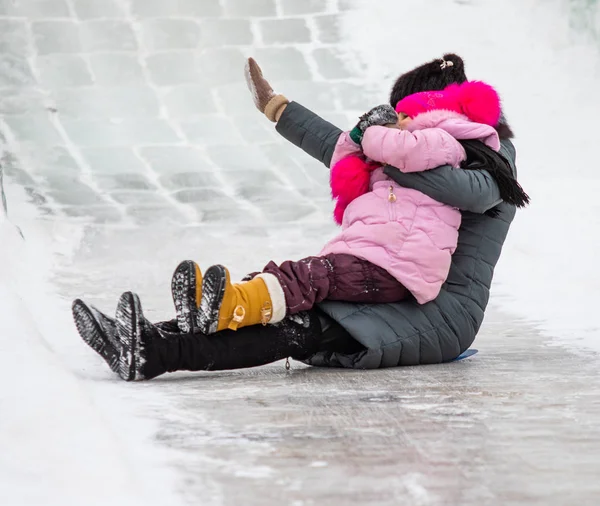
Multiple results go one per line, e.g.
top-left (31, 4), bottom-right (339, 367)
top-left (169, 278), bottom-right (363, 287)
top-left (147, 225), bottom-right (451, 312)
top-left (389, 53), bottom-right (468, 108)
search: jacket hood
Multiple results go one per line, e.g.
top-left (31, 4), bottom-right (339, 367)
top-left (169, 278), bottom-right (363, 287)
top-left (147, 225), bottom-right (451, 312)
top-left (407, 109), bottom-right (501, 151)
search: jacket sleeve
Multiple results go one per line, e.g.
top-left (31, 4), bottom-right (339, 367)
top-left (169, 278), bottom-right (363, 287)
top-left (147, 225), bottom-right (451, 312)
top-left (330, 132), bottom-right (363, 168)
top-left (275, 102), bottom-right (518, 214)
top-left (275, 102), bottom-right (343, 168)
top-left (361, 125), bottom-right (465, 173)
top-left (382, 140), bottom-right (517, 213)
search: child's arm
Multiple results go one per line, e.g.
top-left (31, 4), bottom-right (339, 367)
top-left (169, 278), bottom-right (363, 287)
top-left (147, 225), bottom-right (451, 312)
top-left (361, 125), bottom-right (466, 173)
top-left (329, 131), bottom-right (363, 168)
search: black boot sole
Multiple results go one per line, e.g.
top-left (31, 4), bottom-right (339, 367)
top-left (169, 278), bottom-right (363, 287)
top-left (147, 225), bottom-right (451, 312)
top-left (199, 264), bottom-right (228, 335)
top-left (171, 260), bottom-right (198, 333)
top-left (115, 291), bottom-right (143, 381)
top-left (72, 299), bottom-right (123, 378)
top-left (89, 305), bottom-right (121, 349)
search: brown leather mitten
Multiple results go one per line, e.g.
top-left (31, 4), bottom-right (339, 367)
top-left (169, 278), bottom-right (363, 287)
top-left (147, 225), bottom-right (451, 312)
top-left (244, 57), bottom-right (289, 122)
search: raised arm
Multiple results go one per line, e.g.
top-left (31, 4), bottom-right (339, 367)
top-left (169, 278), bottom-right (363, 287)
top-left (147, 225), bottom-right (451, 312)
top-left (245, 57), bottom-right (342, 168)
top-left (274, 103), bottom-right (399, 169)
top-left (275, 102), bottom-right (343, 168)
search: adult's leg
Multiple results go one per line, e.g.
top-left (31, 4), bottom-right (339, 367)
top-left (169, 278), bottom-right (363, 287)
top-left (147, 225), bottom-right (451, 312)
top-left (147, 314), bottom-right (323, 378)
top-left (73, 292), bottom-right (324, 381)
top-left (160, 308), bottom-right (364, 356)
top-left (314, 310), bottom-right (365, 356)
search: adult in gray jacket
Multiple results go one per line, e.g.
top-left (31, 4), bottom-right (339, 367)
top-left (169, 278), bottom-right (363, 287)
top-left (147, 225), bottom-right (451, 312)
top-left (72, 54), bottom-right (523, 381)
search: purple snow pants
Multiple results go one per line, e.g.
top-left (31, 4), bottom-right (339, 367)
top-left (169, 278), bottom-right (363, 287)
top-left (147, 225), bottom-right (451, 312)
top-left (261, 254), bottom-right (409, 315)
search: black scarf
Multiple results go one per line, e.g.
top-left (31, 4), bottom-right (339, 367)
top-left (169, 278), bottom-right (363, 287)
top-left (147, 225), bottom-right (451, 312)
top-left (459, 139), bottom-right (530, 217)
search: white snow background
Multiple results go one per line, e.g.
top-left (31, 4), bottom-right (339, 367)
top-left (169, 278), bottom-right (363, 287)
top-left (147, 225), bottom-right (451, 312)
top-left (0, 0), bottom-right (599, 504)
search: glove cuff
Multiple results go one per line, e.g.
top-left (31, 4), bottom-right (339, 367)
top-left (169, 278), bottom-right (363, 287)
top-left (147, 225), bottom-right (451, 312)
top-left (349, 126), bottom-right (363, 145)
top-left (264, 94), bottom-right (290, 122)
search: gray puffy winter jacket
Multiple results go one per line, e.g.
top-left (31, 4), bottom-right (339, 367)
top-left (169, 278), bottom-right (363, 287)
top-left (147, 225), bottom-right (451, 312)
top-left (275, 102), bottom-right (517, 369)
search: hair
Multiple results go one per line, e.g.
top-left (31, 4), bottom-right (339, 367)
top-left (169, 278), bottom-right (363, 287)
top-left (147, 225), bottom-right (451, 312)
top-left (389, 53), bottom-right (467, 108)
top-left (495, 112), bottom-right (515, 140)
top-left (459, 139), bottom-right (529, 217)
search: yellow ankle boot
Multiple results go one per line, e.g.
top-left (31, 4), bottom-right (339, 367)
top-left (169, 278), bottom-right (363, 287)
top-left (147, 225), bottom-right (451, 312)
top-left (201, 265), bottom-right (286, 334)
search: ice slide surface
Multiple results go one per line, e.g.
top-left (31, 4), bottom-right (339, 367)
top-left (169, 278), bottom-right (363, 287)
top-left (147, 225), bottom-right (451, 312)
top-left (1, 1), bottom-right (600, 504)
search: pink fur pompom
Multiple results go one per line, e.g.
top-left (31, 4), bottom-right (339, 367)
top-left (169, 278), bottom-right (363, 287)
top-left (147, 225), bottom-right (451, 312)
top-left (396, 80), bottom-right (502, 127)
top-left (449, 81), bottom-right (501, 127)
top-left (330, 155), bottom-right (377, 225)
top-left (333, 199), bottom-right (348, 225)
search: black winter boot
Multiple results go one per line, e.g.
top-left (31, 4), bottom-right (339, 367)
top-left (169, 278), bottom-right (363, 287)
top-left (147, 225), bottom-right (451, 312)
top-left (73, 292), bottom-right (153, 381)
top-left (73, 298), bottom-right (123, 375)
top-left (171, 260), bottom-right (202, 333)
top-left (74, 292), bottom-right (169, 380)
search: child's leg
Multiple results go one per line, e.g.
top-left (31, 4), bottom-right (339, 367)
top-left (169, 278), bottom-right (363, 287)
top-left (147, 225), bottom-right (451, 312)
top-left (320, 254), bottom-right (409, 303)
top-left (198, 254), bottom-right (407, 334)
top-left (261, 253), bottom-right (409, 314)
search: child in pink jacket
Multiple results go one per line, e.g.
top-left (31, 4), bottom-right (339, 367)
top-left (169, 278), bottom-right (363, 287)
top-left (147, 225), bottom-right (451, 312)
top-left (173, 81), bottom-right (504, 335)
top-left (322, 81), bottom-right (503, 305)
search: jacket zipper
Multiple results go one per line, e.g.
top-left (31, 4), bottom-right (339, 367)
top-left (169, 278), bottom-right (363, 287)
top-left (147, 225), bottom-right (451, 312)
top-left (388, 185), bottom-right (397, 221)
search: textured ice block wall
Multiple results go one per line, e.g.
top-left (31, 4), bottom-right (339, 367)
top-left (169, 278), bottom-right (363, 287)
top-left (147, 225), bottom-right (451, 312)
top-left (0, 0), bottom-right (370, 230)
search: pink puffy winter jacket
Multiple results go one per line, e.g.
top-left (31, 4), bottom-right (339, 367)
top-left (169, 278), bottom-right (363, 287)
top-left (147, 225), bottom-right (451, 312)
top-left (320, 109), bottom-right (500, 304)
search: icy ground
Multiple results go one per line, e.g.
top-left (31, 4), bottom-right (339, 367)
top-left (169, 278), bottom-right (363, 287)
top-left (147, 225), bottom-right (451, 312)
top-left (1, 0), bottom-right (600, 505)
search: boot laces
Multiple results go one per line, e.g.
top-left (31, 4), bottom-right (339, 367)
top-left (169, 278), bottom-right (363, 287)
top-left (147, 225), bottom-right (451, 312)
top-left (229, 301), bottom-right (271, 330)
top-left (232, 305), bottom-right (245, 323)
